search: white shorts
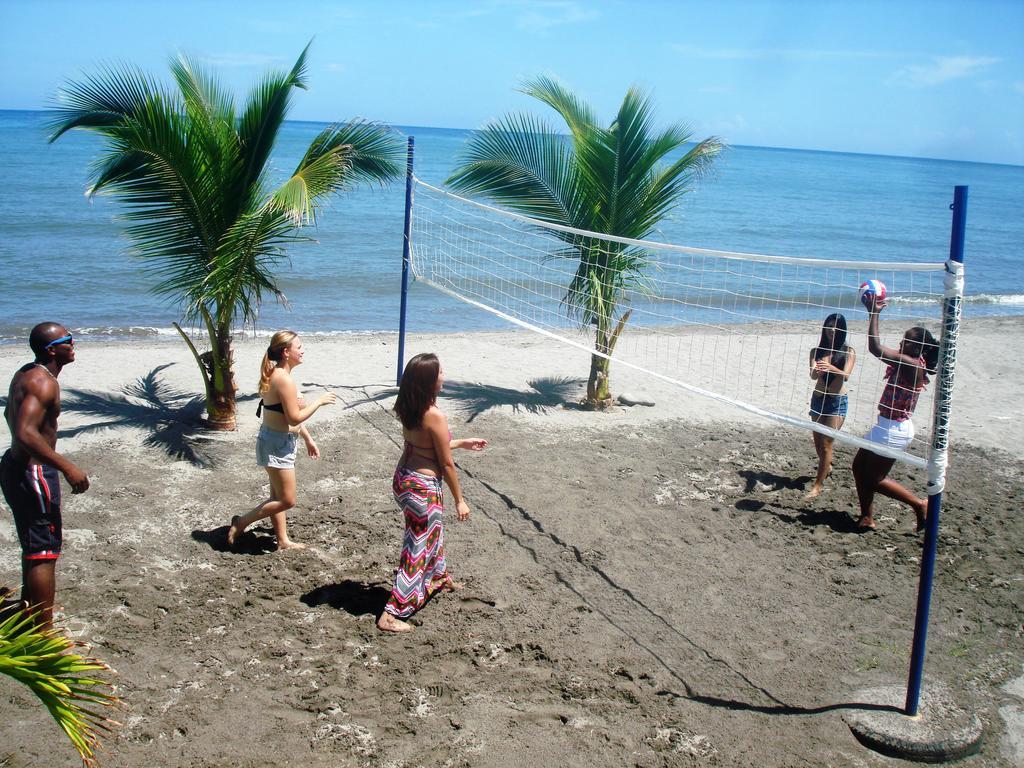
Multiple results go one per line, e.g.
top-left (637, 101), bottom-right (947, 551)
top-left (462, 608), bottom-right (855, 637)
top-left (256, 425), bottom-right (297, 469)
top-left (865, 415), bottom-right (914, 452)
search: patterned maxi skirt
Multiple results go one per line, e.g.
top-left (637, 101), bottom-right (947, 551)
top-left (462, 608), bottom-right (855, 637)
top-left (384, 466), bottom-right (452, 618)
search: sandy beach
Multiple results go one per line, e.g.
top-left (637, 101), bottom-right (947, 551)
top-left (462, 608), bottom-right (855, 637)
top-left (1, 318), bottom-right (1022, 767)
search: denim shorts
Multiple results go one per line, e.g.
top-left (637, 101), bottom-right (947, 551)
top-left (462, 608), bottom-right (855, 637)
top-left (810, 392), bottom-right (848, 419)
top-left (256, 425), bottom-right (297, 469)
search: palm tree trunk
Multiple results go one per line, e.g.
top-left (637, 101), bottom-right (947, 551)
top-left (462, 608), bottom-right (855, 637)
top-left (586, 350), bottom-right (613, 408)
top-left (205, 321), bottom-right (237, 431)
top-left (586, 313), bottom-right (614, 409)
top-left (585, 305), bottom-right (631, 410)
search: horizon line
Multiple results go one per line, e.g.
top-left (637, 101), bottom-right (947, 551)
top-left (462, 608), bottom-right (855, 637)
top-left (5, 107), bottom-right (1021, 170)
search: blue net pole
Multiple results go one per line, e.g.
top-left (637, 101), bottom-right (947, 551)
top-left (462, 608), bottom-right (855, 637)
top-left (905, 185), bottom-right (968, 716)
top-left (396, 136), bottom-right (415, 386)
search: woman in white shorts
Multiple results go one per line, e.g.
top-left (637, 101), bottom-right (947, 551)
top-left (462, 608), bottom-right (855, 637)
top-left (228, 331), bottom-right (336, 550)
top-left (851, 298), bottom-right (938, 531)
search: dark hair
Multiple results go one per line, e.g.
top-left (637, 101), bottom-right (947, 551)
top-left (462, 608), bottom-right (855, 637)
top-left (905, 327), bottom-right (939, 374)
top-left (394, 353), bottom-right (440, 429)
top-left (29, 322), bottom-right (66, 356)
top-left (813, 313), bottom-right (848, 371)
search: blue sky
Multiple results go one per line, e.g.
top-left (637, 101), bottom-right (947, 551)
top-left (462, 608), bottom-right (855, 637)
top-left (2, 0), bottom-right (1022, 164)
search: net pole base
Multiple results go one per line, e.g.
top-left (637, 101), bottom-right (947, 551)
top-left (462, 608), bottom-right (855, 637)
top-left (845, 682), bottom-right (983, 762)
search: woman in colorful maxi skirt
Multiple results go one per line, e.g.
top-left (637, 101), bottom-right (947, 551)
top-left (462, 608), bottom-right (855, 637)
top-left (378, 353), bottom-right (487, 633)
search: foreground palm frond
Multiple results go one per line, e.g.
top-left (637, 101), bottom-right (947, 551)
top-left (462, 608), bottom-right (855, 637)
top-left (448, 76), bottom-right (723, 407)
top-left (0, 606), bottom-right (120, 766)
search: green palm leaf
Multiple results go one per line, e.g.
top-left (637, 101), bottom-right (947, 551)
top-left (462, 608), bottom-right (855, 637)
top-left (0, 605), bottom-right (120, 766)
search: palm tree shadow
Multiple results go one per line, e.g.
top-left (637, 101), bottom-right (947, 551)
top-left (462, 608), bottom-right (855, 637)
top-left (306, 377), bottom-right (586, 423)
top-left (301, 580), bottom-right (392, 617)
top-left (444, 377), bottom-right (585, 422)
top-left (59, 363), bottom-right (243, 467)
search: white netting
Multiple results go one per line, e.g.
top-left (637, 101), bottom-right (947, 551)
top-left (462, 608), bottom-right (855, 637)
top-left (410, 178), bottom-right (952, 468)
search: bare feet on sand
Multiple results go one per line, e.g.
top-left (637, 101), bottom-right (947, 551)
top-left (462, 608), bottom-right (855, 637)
top-left (276, 539), bottom-right (307, 551)
top-left (439, 580), bottom-right (465, 592)
top-left (855, 515), bottom-right (877, 532)
top-left (377, 612), bottom-right (413, 633)
top-left (803, 484), bottom-right (824, 500)
top-left (227, 515), bottom-right (244, 547)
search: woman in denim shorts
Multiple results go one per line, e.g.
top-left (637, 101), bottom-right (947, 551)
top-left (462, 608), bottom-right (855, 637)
top-left (228, 330), bottom-right (336, 550)
top-left (806, 313), bottom-right (856, 499)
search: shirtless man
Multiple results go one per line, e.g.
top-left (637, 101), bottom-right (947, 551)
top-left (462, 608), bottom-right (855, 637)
top-left (1, 323), bottom-right (89, 628)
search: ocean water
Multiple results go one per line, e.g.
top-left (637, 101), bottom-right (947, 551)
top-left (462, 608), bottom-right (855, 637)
top-left (0, 109), bottom-right (1021, 343)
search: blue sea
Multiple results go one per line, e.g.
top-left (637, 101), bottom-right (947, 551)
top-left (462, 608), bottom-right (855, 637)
top-left (0, 109), bottom-right (1021, 343)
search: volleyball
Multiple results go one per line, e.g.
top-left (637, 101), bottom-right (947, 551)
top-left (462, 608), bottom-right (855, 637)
top-left (858, 279), bottom-right (887, 307)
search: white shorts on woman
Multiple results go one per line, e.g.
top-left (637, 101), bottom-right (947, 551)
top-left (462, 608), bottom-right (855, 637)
top-left (864, 415), bottom-right (914, 453)
top-left (256, 424), bottom-right (297, 469)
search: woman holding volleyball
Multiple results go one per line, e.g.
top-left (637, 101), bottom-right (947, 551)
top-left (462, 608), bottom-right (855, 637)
top-left (851, 294), bottom-right (938, 531)
top-left (805, 313), bottom-right (856, 499)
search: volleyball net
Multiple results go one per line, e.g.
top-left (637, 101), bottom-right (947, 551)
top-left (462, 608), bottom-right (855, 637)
top-left (408, 176), bottom-right (964, 479)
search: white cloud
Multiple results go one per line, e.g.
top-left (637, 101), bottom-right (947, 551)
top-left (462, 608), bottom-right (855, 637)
top-left (516, 2), bottom-right (598, 32)
top-left (889, 55), bottom-right (1000, 87)
top-left (455, 1), bottom-right (597, 32)
top-left (200, 53), bottom-right (288, 68)
top-left (710, 114), bottom-right (748, 135)
top-left (671, 44), bottom-right (898, 61)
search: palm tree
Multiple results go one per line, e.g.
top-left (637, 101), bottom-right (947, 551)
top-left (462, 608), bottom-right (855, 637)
top-left (0, 603), bottom-right (119, 766)
top-left (447, 77), bottom-right (723, 408)
top-left (49, 44), bottom-right (403, 429)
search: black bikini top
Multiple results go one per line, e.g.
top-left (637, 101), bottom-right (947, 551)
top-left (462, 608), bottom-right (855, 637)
top-left (256, 399), bottom-right (285, 417)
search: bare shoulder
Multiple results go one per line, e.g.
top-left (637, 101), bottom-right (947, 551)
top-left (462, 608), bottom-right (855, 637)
top-left (20, 367), bottom-right (58, 400)
top-left (422, 406), bottom-right (447, 429)
top-left (269, 368), bottom-right (295, 394)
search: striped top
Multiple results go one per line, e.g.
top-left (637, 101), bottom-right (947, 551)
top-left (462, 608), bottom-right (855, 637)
top-left (878, 357), bottom-right (928, 422)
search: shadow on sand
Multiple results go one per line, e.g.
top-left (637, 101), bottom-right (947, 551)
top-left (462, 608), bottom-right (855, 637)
top-left (57, 363), bottom-right (254, 467)
top-left (191, 524), bottom-right (277, 555)
top-left (737, 469), bottom-right (813, 493)
top-left (300, 581), bottom-right (392, 618)
top-left (304, 377), bottom-right (586, 423)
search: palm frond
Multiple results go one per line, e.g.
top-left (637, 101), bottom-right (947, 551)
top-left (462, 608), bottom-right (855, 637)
top-left (299, 120), bottom-right (404, 187)
top-left (85, 96), bottom-right (222, 293)
top-left (169, 53), bottom-right (236, 125)
top-left (520, 75), bottom-right (597, 138)
top-left (447, 112), bottom-right (581, 224)
top-left (0, 605), bottom-right (120, 767)
top-left (271, 120), bottom-right (403, 225)
top-left (639, 135), bottom-right (725, 231)
top-left (47, 62), bottom-right (162, 141)
top-left (237, 42), bottom-right (311, 190)
top-left (198, 205), bottom-right (305, 325)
